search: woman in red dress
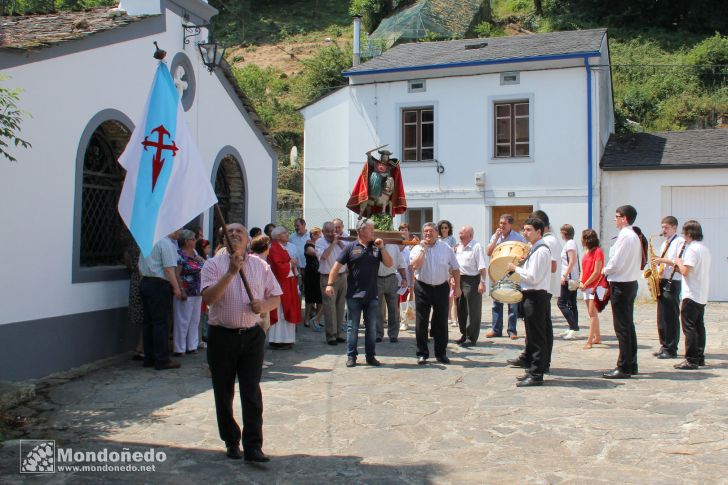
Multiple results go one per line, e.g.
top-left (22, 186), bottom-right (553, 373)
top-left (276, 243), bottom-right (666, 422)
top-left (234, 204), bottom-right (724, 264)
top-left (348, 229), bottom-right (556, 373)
top-left (578, 229), bottom-right (608, 349)
top-left (268, 227), bottom-right (302, 348)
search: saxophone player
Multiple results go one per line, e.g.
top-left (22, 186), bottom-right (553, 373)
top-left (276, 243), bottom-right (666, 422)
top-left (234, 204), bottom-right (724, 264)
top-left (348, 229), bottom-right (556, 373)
top-left (651, 216), bottom-right (685, 359)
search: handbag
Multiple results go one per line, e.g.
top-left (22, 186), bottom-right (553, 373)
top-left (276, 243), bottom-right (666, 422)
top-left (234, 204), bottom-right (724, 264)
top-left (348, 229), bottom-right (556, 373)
top-left (593, 275), bottom-right (610, 313)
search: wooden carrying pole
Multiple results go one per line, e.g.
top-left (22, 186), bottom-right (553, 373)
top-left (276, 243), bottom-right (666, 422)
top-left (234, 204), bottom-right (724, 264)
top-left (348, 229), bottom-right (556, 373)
top-left (214, 204), bottom-right (254, 301)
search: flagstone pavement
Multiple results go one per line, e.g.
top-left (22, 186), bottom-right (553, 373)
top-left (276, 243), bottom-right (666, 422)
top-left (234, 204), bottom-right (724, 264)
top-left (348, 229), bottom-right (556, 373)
top-left (1, 299), bottom-right (727, 484)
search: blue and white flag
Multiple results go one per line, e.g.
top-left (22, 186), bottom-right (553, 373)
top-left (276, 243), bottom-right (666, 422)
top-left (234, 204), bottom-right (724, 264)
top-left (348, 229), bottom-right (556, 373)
top-left (118, 62), bottom-right (217, 256)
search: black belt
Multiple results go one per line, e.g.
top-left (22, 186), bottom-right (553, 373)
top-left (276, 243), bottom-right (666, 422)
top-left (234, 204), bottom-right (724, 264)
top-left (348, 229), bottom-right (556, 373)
top-left (142, 276), bottom-right (170, 284)
top-left (522, 289), bottom-right (548, 295)
top-left (210, 324), bottom-right (260, 334)
top-left (378, 274), bottom-right (396, 278)
top-left (416, 280), bottom-right (448, 288)
top-left (319, 273), bottom-right (329, 276)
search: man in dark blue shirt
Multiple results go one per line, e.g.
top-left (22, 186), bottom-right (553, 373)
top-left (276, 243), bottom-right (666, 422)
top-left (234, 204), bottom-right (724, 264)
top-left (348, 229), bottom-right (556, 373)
top-left (325, 219), bottom-right (393, 367)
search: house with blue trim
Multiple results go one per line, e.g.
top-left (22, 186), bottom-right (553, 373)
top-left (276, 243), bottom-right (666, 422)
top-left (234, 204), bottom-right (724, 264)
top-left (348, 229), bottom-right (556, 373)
top-left (301, 29), bottom-right (613, 244)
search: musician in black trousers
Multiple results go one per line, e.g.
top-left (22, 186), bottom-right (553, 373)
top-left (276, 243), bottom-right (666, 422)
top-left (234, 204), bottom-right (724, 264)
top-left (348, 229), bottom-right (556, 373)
top-left (602, 205), bottom-right (643, 379)
top-left (651, 216), bottom-right (684, 359)
top-left (507, 217), bottom-right (552, 387)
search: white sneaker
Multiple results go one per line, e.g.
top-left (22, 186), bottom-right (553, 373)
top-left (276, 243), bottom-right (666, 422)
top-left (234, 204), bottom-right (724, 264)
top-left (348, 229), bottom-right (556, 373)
top-left (564, 330), bottom-right (580, 340)
top-left (559, 329), bottom-right (570, 338)
top-left (262, 360), bottom-right (273, 368)
top-left (400, 323), bottom-right (408, 331)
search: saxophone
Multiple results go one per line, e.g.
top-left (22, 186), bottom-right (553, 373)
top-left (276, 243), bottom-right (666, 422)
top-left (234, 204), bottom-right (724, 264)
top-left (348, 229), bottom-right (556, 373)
top-left (643, 235), bottom-right (661, 301)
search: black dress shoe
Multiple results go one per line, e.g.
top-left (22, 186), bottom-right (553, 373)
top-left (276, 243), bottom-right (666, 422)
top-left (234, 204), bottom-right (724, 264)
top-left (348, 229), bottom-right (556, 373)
top-left (336, 337), bottom-right (346, 343)
top-left (389, 337), bottom-right (398, 343)
top-left (375, 337), bottom-right (383, 343)
top-left (346, 356), bottom-right (356, 367)
top-left (674, 360), bottom-right (698, 370)
top-left (460, 341), bottom-right (474, 348)
top-left (455, 336), bottom-right (467, 345)
top-left (226, 445), bottom-right (243, 459)
top-left (366, 357), bottom-right (381, 366)
top-left (602, 368), bottom-right (631, 379)
top-left (516, 375), bottom-right (544, 387)
top-left (507, 358), bottom-right (528, 368)
top-left (244, 449), bottom-right (270, 463)
top-left (417, 356), bottom-right (427, 365)
top-left (657, 351), bottom-right (677, 359)
top-left (436, 356), bottom-right (450, 365)
top-left (155, 360), bottom-right (181, 370)
top-left (142, 360), bottom-right (155, 368)
top-left (327, 340), bottom-right (338, 345)
top-left (698, 359), bottom-right (706, 366)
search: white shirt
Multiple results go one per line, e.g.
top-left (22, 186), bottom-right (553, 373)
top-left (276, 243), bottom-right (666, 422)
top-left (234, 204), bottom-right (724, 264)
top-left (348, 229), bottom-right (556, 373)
top-left (410, 240), bottom-right (459, 286)
top-left (489, 229), bottom-right (526, 246)
top-left (682, 241), bottom-right (711, 305)
top-left (603, 226), bottom-right (642, 282)
top-left (378, 244), bottom-right (406, 277)
top-left (315, 237), bottom-right (347, 274)
top-left (543, 232), bottom-right (562, 295)
top-left (659, 235), bottom-right (685, 281)
top-left (455, 239), bottom-right (486, 277)
top-left (514, 240), bottom-right (552, 291)
top-left (288, 232), bottom-right (309, 269)
top-left (560, 239), bottom-right (580, 280)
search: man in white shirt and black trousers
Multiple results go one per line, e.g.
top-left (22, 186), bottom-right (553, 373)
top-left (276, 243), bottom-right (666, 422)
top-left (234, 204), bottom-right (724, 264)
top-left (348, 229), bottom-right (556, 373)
top-left (602, 204), bottom-right (643, 379)
top-left (506, 217), bottom-right (552, 387)
top-left (651, 216), bottom-right (685, 359)
top-left (410, 222), bottom-right (461, 365)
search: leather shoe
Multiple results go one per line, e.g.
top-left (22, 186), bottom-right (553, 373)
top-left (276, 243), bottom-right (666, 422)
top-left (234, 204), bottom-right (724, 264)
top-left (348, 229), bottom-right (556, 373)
top-left (507, 357), bottom-right (528, 368)
top-left (509, 333), bottom-right (519, 340)
top-left (142, 360), bottom-right (155, 368)
top-left (366, 357), bottom-right (381, 366)
top-left (652, 350), bottom-right (664, 356)
top-left (485, 330), bottom-right (501, 338)
top-left (336, 337), bottom-right (346, 343)
top-left (436, 356), bottom-right (450, 365)
top-left (602, 368), bottom-right (631, 379)
top-left (516, 375), bottom-right (543, 387)
top-left (461, 341), bottom-right (475, 348)
top-left (657, 351), bottom-right (677, 359)
top-left (327, 340), bottom-right (337, 345)
top-left (390, 337), bottom-right (398, 343)
top-left (417, 356), bottom-right (427, 365)
top-left (455, 336), bottom-right (467, 345)
top-left (154, 360), bottom-right (181, 370)
top-left (698, 359), bottom-right (706, 366)
top-left (226, 445), bottom-right (243, 460)
top-left (346, 356), bottom-right (356, 367)
top-left (516, 372), bottom-right (530, 381)
top-left (244, 449), bottom-right (270, 463)
top-left (375, 337), bottom-right (383, 343)
top-left (674, 360), bottom-right (698, 370)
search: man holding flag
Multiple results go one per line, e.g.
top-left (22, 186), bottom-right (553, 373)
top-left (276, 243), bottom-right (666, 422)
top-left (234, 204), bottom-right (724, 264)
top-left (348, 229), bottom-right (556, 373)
top-left (118, 59), bottom-right (217, 369)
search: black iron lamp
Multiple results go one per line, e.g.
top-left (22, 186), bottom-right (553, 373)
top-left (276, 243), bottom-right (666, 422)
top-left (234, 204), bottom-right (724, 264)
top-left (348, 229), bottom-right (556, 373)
top-left (183, 22), bottom-right (226, 72)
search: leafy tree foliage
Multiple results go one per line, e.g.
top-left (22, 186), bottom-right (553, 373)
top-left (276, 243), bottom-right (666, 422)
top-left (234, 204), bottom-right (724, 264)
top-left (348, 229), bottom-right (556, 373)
top-left (0, 77), bottom-right (31, 162)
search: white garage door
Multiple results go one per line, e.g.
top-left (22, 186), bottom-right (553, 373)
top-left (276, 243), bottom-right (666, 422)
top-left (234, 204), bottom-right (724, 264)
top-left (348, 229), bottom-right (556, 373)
top-left (670, 185), bottom-right (728, 301)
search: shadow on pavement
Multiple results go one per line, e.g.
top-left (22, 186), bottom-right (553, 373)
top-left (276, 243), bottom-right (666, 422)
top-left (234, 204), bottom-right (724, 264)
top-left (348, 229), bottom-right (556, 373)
top-left (543, 378), bottom-right (623, 389)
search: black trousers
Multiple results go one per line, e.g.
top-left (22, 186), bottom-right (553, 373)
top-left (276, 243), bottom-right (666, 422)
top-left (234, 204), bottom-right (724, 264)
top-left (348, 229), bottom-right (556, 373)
top-left (657, 279), bottom-right (681, 355)
top-left (522, 290), bottom-right (551, 377)
top-left (557, 283), bottom-right (579, 331)
top-left (207, 324), bottom-right (266, 452)
top-left (609, 281), bottom-right (638, 373)
top-left (415, 280), bottom-right (449, 359)
top-left (140, 277), bottom-right (172, 364)
top-left (681, 298), bottom-right (706, 364)
top-left (457, 274), bottom-right (483, 343)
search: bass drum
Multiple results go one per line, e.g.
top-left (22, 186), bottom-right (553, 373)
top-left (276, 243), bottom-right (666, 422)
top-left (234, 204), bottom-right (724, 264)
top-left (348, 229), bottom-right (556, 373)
top-left (488, 241), bottom-right (529, 283)
top-left (491, 279), bottom-right (523, 304)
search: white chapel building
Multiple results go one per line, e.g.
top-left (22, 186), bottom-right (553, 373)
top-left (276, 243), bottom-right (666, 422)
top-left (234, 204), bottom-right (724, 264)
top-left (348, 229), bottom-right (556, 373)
top-left (0, 0), bottom-right (276, 380)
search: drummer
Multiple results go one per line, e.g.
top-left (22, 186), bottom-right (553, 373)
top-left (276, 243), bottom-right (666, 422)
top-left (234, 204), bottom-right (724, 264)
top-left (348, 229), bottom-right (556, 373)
top-left (486, 214), bottom-right (527, 339)
top-left (506, 217), bottom-right (552, 387)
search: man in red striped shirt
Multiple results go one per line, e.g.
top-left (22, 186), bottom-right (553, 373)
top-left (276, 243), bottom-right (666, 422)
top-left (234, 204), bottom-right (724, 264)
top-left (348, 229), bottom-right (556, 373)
top-left (201, 223), bottom-right (282, 462)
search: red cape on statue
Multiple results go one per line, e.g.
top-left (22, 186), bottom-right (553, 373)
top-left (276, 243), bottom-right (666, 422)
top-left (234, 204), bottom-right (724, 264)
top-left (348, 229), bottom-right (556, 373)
top-left (268, 241), bottom-right (302, 325)
top-left (346, 162), bottom-right (407, 216)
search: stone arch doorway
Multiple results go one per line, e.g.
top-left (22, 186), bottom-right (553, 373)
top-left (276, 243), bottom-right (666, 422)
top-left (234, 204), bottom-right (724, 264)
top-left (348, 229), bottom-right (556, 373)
top-left (212, 153), bottom-right (246, 248)
top-left (80, 119), bottom-right (132, 267)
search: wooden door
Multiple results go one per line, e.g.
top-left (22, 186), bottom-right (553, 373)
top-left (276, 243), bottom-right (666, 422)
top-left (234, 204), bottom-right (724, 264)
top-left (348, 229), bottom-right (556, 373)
top-left (491, 205), bottom-right (533, 235)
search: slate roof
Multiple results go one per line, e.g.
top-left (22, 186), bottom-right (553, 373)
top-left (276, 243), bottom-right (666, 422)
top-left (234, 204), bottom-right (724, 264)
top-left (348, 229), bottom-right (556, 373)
top-left (601, 129), bottom-right (728, 171)
top-left (346, 28), bottom-right (607, 75)
top-left (0, 7), bottom-right (148, 50)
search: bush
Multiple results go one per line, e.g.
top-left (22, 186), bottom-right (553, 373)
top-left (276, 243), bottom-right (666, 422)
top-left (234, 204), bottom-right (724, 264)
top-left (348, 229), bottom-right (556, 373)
top-left (278, 164), bottom-right (303, 192)
top-left (292, 45), bottom-right (351, 104)
top-left (687, 34), bottom-right (728, 89)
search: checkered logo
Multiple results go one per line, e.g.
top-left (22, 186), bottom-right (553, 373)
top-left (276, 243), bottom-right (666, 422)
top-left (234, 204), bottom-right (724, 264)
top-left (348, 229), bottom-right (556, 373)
top-left (19, 440), bottom-right (55, 473)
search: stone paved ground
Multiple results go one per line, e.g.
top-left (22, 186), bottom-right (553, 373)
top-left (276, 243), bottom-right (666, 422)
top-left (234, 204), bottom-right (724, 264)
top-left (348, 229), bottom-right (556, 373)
top-left (1, 299), bottom-right (727, 484)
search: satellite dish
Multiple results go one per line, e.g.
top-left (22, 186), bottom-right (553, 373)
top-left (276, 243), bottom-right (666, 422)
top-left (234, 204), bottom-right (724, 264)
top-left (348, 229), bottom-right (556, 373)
top-left (290, 146), bottom-right (299, 166)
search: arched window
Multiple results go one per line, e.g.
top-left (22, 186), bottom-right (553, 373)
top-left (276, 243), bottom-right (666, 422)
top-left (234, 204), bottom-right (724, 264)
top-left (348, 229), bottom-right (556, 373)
top-left (80, 120), bottom-right (132, 267)
top-left (211, 152), bottom-right (246, 249)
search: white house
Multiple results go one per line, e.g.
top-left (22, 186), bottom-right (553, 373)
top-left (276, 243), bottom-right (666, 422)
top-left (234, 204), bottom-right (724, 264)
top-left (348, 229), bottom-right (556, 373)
top-left (301, 29), bottom-right (613, 248)
top-left (0, 0), bottom-right (276, 380)
top-left (601, 129), bottom-right (728, 301)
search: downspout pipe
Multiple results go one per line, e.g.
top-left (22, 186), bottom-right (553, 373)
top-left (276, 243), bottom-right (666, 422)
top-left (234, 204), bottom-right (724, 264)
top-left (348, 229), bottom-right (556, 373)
top-left (584, 56), bottom-right (593, 229)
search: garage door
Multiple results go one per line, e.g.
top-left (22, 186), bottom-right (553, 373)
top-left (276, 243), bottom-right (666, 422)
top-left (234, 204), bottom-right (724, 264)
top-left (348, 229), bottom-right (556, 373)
top-left (670, 186), bottom-right (728, 301)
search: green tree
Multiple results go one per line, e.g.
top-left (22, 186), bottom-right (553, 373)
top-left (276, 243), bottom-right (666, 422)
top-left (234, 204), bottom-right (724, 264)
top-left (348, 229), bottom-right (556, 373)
top-left (0, 77), bottom-right (31, 162)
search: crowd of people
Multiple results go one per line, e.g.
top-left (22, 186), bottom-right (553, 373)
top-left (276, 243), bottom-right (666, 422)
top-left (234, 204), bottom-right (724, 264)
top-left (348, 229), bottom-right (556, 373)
top-left (126, 207), bottom-right (712, 461)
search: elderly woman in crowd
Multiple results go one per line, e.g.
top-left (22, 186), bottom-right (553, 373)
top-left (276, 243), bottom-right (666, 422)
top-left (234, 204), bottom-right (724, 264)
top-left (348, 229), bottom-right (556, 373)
top-left (304, 226), bottom-right (324, 330)
top-left (173, 229), bottom-right (205, 355)
top-left (268, 226), bottom-right (302, 349)
top-left (437, 219), bottom-right (458, 326)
